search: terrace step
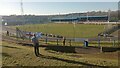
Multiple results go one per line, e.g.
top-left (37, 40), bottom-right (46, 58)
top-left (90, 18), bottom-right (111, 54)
top-left (98, 25), bottom-right (120, 37)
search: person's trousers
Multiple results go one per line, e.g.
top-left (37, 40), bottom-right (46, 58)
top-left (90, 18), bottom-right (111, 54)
top-left (34, 43), bottom-right (40, 56)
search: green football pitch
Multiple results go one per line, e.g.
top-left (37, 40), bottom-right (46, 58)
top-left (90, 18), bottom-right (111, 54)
top-left (17, 23), bottom-right (106, 38)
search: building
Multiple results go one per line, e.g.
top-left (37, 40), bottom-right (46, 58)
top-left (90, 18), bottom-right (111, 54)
top-left (51, 18), bottom-right (78, 22)
top-left (51, 16), bottom-right (108, 23)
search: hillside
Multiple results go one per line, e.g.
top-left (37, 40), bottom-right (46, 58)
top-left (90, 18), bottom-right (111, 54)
top-left (1, 41), bottom-right (118, 66)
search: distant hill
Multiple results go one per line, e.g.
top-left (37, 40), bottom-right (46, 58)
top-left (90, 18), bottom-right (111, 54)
top-left (1, 10), bottom-right (118, 26)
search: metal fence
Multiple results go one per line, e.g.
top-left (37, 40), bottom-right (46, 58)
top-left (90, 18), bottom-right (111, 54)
top-left (2, 26), bottom-right (119, 47)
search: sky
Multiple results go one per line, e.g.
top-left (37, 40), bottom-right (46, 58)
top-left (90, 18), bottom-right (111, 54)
top-left (0, 0), bottom-right (119, 15)
top-left (1, 0), bottom-right (120, 2)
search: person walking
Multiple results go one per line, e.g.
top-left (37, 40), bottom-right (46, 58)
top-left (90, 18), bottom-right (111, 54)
top-left (31, 34), bottom-right (40, 57)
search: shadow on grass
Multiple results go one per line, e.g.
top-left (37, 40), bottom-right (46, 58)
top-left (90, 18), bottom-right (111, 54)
top-left (2, 45), bottom-right (21, 49)
top-left (1, 53), bottom-right (11, 57)
top-left (15, 42), bottom-right (119, 53)
top-left (44, 45), bottom-right (76, 53)
top-left (39, 54), bottom-right (104, 67)
top-left (16, 43), bottom-right (76, 53)
top-left (43, 45), bottom-right (101, 53)
top-left (17, 43), bottom-right (33, 47)
top-left (43, 45), bottom-right (119, 53)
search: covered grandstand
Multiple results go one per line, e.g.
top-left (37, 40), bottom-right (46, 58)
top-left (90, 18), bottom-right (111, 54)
top-left (51, 16), bottom-right (108, 22)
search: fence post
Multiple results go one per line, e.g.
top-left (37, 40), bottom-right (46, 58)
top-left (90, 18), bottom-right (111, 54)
top-left (45, 34), bottom-right (48, 44)
top-left (29, 32), bottom-right (31, 41)
top-left (16, 27), bottom-right (18, 41)
top-left (57, 39), bottom-right (59, 45)
top-left (6, 31), bottom-right (9, 36)
top-left (113, 40), bottom-right (115, 46)
top-left (63, 38), bottom-right (66, 46)
top-left (69, 40), bottom-right (71, 46)
top-left (45, 38), bottom-right (47, 44)
top-left (100, 46), bottom-right (103, 53)
top-left (63, 37), bottom-right (66, 46)
top-left (98, 36), bottom-right (101, 48)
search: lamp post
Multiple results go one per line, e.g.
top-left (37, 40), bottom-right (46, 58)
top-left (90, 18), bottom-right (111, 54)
top-left (73, 22), bottom-right (76, 41)
top-left (72, 13), bottom-right (76, 42)
top-left (87, 12), bottom-right (89, 23)
top-left (108, 9), bottom-right (110, 23)
top-left (108, 9), bottom-right (111, 29)
top-left (21, 0), bottom-right (24, 15)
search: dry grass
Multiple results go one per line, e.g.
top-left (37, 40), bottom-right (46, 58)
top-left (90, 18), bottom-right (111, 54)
top-left (1, 41), bottom-right (119, 66)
